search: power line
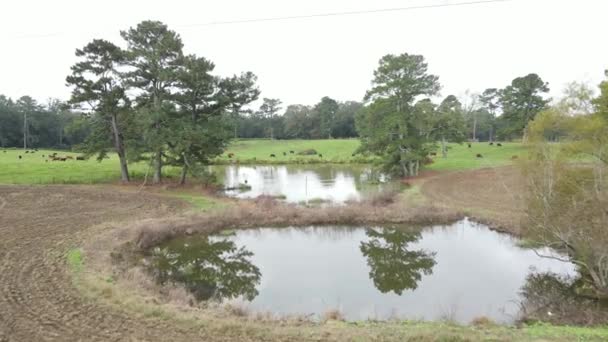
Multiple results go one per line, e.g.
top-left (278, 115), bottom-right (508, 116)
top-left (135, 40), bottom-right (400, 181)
top-left (5, 0), bottom-right (511, 40)
top-left (180, 0), bottom-right (512, 27)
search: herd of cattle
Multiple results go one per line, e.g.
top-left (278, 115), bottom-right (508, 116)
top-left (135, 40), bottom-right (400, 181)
top-left (6, 141), bottom-right (515, 163)
top-left (4, 149), bottom-right (86, 161)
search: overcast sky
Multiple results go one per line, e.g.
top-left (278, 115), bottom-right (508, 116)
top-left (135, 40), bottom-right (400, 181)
top-left (1, 0), bottom-right (607, 108)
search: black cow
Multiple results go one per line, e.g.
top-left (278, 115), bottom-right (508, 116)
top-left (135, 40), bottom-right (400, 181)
top-left (270, 154), bottom-right (276, 158)
top-left (476, 153), bottom-right (483, 158)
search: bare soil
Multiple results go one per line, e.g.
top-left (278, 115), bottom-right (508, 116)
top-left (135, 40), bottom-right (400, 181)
top-left (419, 166), bottom-right (525, 234)
top-left (0, 185), bottom-right (238, 342)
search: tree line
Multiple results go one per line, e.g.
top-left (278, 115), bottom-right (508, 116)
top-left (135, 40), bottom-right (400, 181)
top-left (0, 95), bottom-right (90, 149)
top-left (235, 97), bottom-right (361, 139)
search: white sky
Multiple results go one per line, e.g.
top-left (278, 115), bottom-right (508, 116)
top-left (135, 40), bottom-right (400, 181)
top-left (0, 0), bottom-right (607, 108)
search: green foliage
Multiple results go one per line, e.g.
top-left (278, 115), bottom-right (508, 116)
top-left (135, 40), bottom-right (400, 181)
top-left (360, 228), bottom-right (436, 294)
top-left (315, 96), bottom-right (339, 138)
top-left (67, 248), bottom-right (84, 273)
top-left (0, 95), bottom-right (87, 149)
top-left (66, 39), bottom-right (133, 182)
top-left (258, 98), bottom-right (282, 139)
top-left (219, 72), bottom-right (260, 138)
top-left (594, 70), bottom-right (608, 119)
top-left (356, 53), bottom-right (472, 177)
top-left (499, 73), bottom-right (550, 139)
top-left (149, 236), bottom-right (261, 301)
top-left (524, 100), bottom-right (608, 298)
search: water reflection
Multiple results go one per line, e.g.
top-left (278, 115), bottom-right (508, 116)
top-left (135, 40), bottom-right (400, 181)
top-left (146, 220), bottom-right (577, 322)
top-left (147, 236), bottom-right (261, 301)
top-left (360, 228), bottom-right (436, 295)
top-left (216, 165), bottom-right (378, 203)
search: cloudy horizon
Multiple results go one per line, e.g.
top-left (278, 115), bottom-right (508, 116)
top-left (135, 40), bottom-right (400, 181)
top-left (1, 0), bottom-right (607, 107)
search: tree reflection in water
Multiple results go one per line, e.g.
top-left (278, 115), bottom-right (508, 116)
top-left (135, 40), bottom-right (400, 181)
top-left (148, 236), bottom-right (261, 302)
top-left (360, 228), bottom-right (436, 295)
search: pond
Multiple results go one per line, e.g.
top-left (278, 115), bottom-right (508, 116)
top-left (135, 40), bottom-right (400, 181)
top-left (212, 164), bottom-right (385, 203)
top-left (145, 219), bottom-right (576, 323)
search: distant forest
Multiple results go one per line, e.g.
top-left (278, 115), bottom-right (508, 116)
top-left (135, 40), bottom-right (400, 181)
top-left (1, 78), bottom-right (545, 149)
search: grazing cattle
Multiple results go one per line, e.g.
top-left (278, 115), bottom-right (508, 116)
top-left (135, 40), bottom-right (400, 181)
top-left (65, 156), bottom-right (74, 160)
top-left (319, 154), bottom-right (323, 158)
top-left (476, 153), bottom-right (483, 158)
top-left (227, 153), bottom-right (234, 158)
top-left (489, 142), bottom-right (494, 146)
top-left (25, 150), bottom-right (29, 154)
top-left (467, 143), bottom-right (472, 148)
top-left (289, 150), bottom-right (294, 154)
top-left (430, 152), bottom-right (437, 157)
top-left (76, 156), bottom-right (86, 161)
top-left (18, 155), bottom-right (22, 159)
top-left (496, 143), bottom-right (502, 147)
top-left (60, 157), bottom-right (67, 161)
top-left (270, 154), bottom-right (276, 158)
top-left (283, 152), bottom-right (287, 156)
top-left (511, 155), bottom-right (519, 160)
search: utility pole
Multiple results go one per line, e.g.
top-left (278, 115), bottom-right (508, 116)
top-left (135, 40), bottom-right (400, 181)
top-left (23, 111), bottom-right (27, 150)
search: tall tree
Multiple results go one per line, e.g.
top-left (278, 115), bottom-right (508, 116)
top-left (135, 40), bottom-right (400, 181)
top-left (66, 39), bottom-right (132, 182)
top-left (478, 88), bottom-right (501, 141)
top-left (314, 96), bottom-right (339, 139)
top-left (171, 54), bottom-right (231, 184)
top-left (435, 95), bottom-right (467, 157)
top-left (331, 101), bottom-right (362, 138)
top-left (219, 72), bottom-right (260, 138)
top-left (499, 73), bottom-right (550, 139)
top-left (357, 53), bottom-right (440, 177)
top-left (593, 70), bottom-right (608, 119)
top-left (121, 20), bottom-right (184, 184)
top-left (16, 96), bottom-right (40, 149)
top-left (258, 98), bottom-right (282, 139)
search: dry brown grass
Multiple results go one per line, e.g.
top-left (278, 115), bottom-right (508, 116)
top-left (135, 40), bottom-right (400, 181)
top-left (418, 166), bottom-right (524, 235)
top-left (470, 316), bottom-right (496, 327)
top-left (133, 199), bottom-right (463, 250)
top-left (322, 309), bottom-right (345, 322)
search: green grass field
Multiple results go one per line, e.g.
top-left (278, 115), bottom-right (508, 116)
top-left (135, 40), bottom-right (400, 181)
top-left (427, 141), bottom-right (526, 171)
top-left (0, 149), bottom-right (182, 184)
top-left (0, 140), bottom-right (525, 184)
top-left (216, 138), bottom-right (373, 164)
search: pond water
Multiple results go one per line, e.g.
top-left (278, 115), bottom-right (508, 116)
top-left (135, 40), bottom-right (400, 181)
top-left (212, 164), bottom-right (383, 203)
top-left (145, 219), bottom-right (576, 323)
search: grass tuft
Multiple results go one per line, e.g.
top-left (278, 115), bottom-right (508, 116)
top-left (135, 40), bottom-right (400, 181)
top-left (67, 248), bottom-right (84, 273)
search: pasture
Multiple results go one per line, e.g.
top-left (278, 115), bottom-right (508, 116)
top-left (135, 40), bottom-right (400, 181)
top-left (217, 138), bottom-right (371, 163)
top-left (0, 140), bottom-right (526, 184)
top-left (426, 141), bottom-right (527, 171)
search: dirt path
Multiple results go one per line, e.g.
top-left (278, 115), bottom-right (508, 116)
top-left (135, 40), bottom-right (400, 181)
top-left (0, 185), bottom-right (228, 342)
top-left (418, 166), bottom-right (525, 234)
